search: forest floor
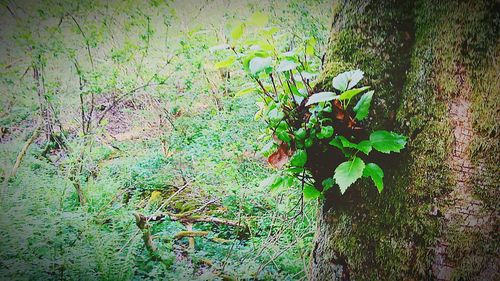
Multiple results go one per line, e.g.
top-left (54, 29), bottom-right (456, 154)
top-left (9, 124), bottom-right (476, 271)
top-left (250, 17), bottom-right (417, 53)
top-left (0, 1), bottom-right (332, 280)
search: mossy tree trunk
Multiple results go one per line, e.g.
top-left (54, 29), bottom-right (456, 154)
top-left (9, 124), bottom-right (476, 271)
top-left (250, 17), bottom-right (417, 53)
top-left (310, 1), bottom-right (499, 280)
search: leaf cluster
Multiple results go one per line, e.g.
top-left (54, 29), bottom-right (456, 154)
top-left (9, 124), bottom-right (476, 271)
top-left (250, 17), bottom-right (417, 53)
top-left (213, 18), bottom-right (407, 199)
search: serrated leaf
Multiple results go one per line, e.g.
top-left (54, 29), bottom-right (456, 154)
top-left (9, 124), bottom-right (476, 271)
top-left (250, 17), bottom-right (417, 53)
top-left (369, 130), bottom-right (407, 153)
top-left (276, 60), bottom-right (298, 72)
top-left (231, 22), bottom-right (245, 40)
top-left (305, 92), bottom-right (338, 106)
top-left (214, 56), bottom-right (236, 69)
top-left (249, 56), bottom-right (272, 75)
top-left (333, 157), bottom-right (365, 194)
top-left (363, 163), bottom-right (384, 193)
top-left (332, 69), bottom-right (364, 92)
top-left (338, 86), bottom-right (370, 101)
top-left (353, 90), bottom-right (374, 120)
top-left (290, 150), bottom-right (307, 167)
top-left (303, 185), bottom-right (321, 199)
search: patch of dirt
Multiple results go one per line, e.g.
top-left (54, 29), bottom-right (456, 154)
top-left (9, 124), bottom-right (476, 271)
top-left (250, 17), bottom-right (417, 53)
top-left (95, 93), bottom-right (172, 142)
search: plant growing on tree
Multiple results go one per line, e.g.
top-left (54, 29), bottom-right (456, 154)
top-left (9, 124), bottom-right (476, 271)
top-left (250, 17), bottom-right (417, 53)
top-left (212, 14), bottom-right (407, 199)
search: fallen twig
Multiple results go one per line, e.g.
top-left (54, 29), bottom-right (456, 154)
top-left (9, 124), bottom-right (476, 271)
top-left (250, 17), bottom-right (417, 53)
top-left (173, 230), bottom-right (209, 240)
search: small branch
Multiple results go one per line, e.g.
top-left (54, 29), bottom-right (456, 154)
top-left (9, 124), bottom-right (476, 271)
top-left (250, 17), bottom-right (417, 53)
top-left (1, 122), bottom-right (41, 197)
top-left (254, 77), bottom-right (275, 101)
top-left (68, 14), bottom-right (94, 69)
top-left (134, 213), bottom-right (161, 260)
top-left (144, 212), bottom-right (243, 227)
top-left (173, 230), bottom-right (209, 240)
top-left (4, 3), bottom-right (16, 18)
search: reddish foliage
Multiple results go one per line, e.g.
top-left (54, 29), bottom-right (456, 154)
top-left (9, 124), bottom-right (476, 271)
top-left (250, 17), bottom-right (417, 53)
top-left (268, 142), bottom-right (294, 169)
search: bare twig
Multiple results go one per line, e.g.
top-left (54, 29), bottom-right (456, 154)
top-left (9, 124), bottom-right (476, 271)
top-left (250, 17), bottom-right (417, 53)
top-left (1, 122), bottom-right (41, 197)
top-left (68, 14), bottom-right (94, 69)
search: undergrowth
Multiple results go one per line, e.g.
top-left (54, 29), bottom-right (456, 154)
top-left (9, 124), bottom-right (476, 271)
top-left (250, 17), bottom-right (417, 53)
top-left (0, 0), bottom-right (332, 280)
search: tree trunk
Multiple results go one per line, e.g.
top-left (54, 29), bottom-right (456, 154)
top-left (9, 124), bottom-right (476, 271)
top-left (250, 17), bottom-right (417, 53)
top-left (310, 1), bottom-right (499, 280)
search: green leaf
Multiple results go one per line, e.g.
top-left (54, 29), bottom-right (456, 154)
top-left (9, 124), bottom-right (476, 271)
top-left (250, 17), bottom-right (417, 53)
top-left (335, 136), bottom-right (372, 155)
top-left (231, 22), bottom-right (245, 40)
top-left (357, 140), bottom-right (372, 155)
top-left (259, 174), bottom-right (279, 189)
top-left (294, 128), bottom-right (307, 140)
top-left (276, 60), bottom-right (299, 72)
top-left (304, 138), bottom-right (313, 148)
top-left (338, 86), bottom-right (370, 101)
top-left (321, 178), bottom-right (335, 191)
top-left (255, 40), bottom-right (274, 51)
top-left (353, 90), bottom-right (374, 120)
top-left (363, 163), bottom-right (384, 193)
top-left (333, 157), bottom-right (365, 194)
top-left (214, 56), bottom-right (236, 69)
top-left (369, 130), bottom-right (407, 153)
top-left (277, 130), bottom-right (291, 143)
top-left (290, 150), bottom-right (307, 167)
top-left (249, 12), bottom-right (268, 27)
top-left (305, 92), bottom-right (338, 106)
top-left (275, 121), bottom-right (290, 142)
top-left (332, 69), bottom-right (364, 92)
top-left (280, 176), bottom-right (295, 189)
top-left (287, 167), bottom-right (304, 174)
top-left (235, 86), bottom-right (256, 97)
top-left (303, 185), bottom-right (321, 199)
top-left (249, 57), bottom-right (272, 75)
top-left (261, 174), bottom-right (296, 191)
top-left (329, 137), bottom-right (342, 149)
top-left (288, 83), bottom-right (306, 98)
top-left (338, 136), bottom-right (358, 149)
top-left (305, 37), bottom-right (316, 56)
top-left (317, 126), bottom-right (334, 139)
top-left (268, 107), bottom-right (284, 126)
top-left (328, 137), bottom-right (350, 158)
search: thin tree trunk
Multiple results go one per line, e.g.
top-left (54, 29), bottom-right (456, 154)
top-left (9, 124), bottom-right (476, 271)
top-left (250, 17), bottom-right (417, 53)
top-left (310, 1), bottom-right (499, 280)
top-left (33, 63), bottom-right (54, 142)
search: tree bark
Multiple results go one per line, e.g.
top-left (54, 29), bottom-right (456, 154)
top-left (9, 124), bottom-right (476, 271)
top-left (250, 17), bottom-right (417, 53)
top-left (310, 1), bottom-right (499, 280)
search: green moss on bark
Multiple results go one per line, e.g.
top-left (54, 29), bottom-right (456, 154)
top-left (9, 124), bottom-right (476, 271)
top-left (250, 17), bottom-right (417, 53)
top-left (311, 0), bottom-right (499, 280)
